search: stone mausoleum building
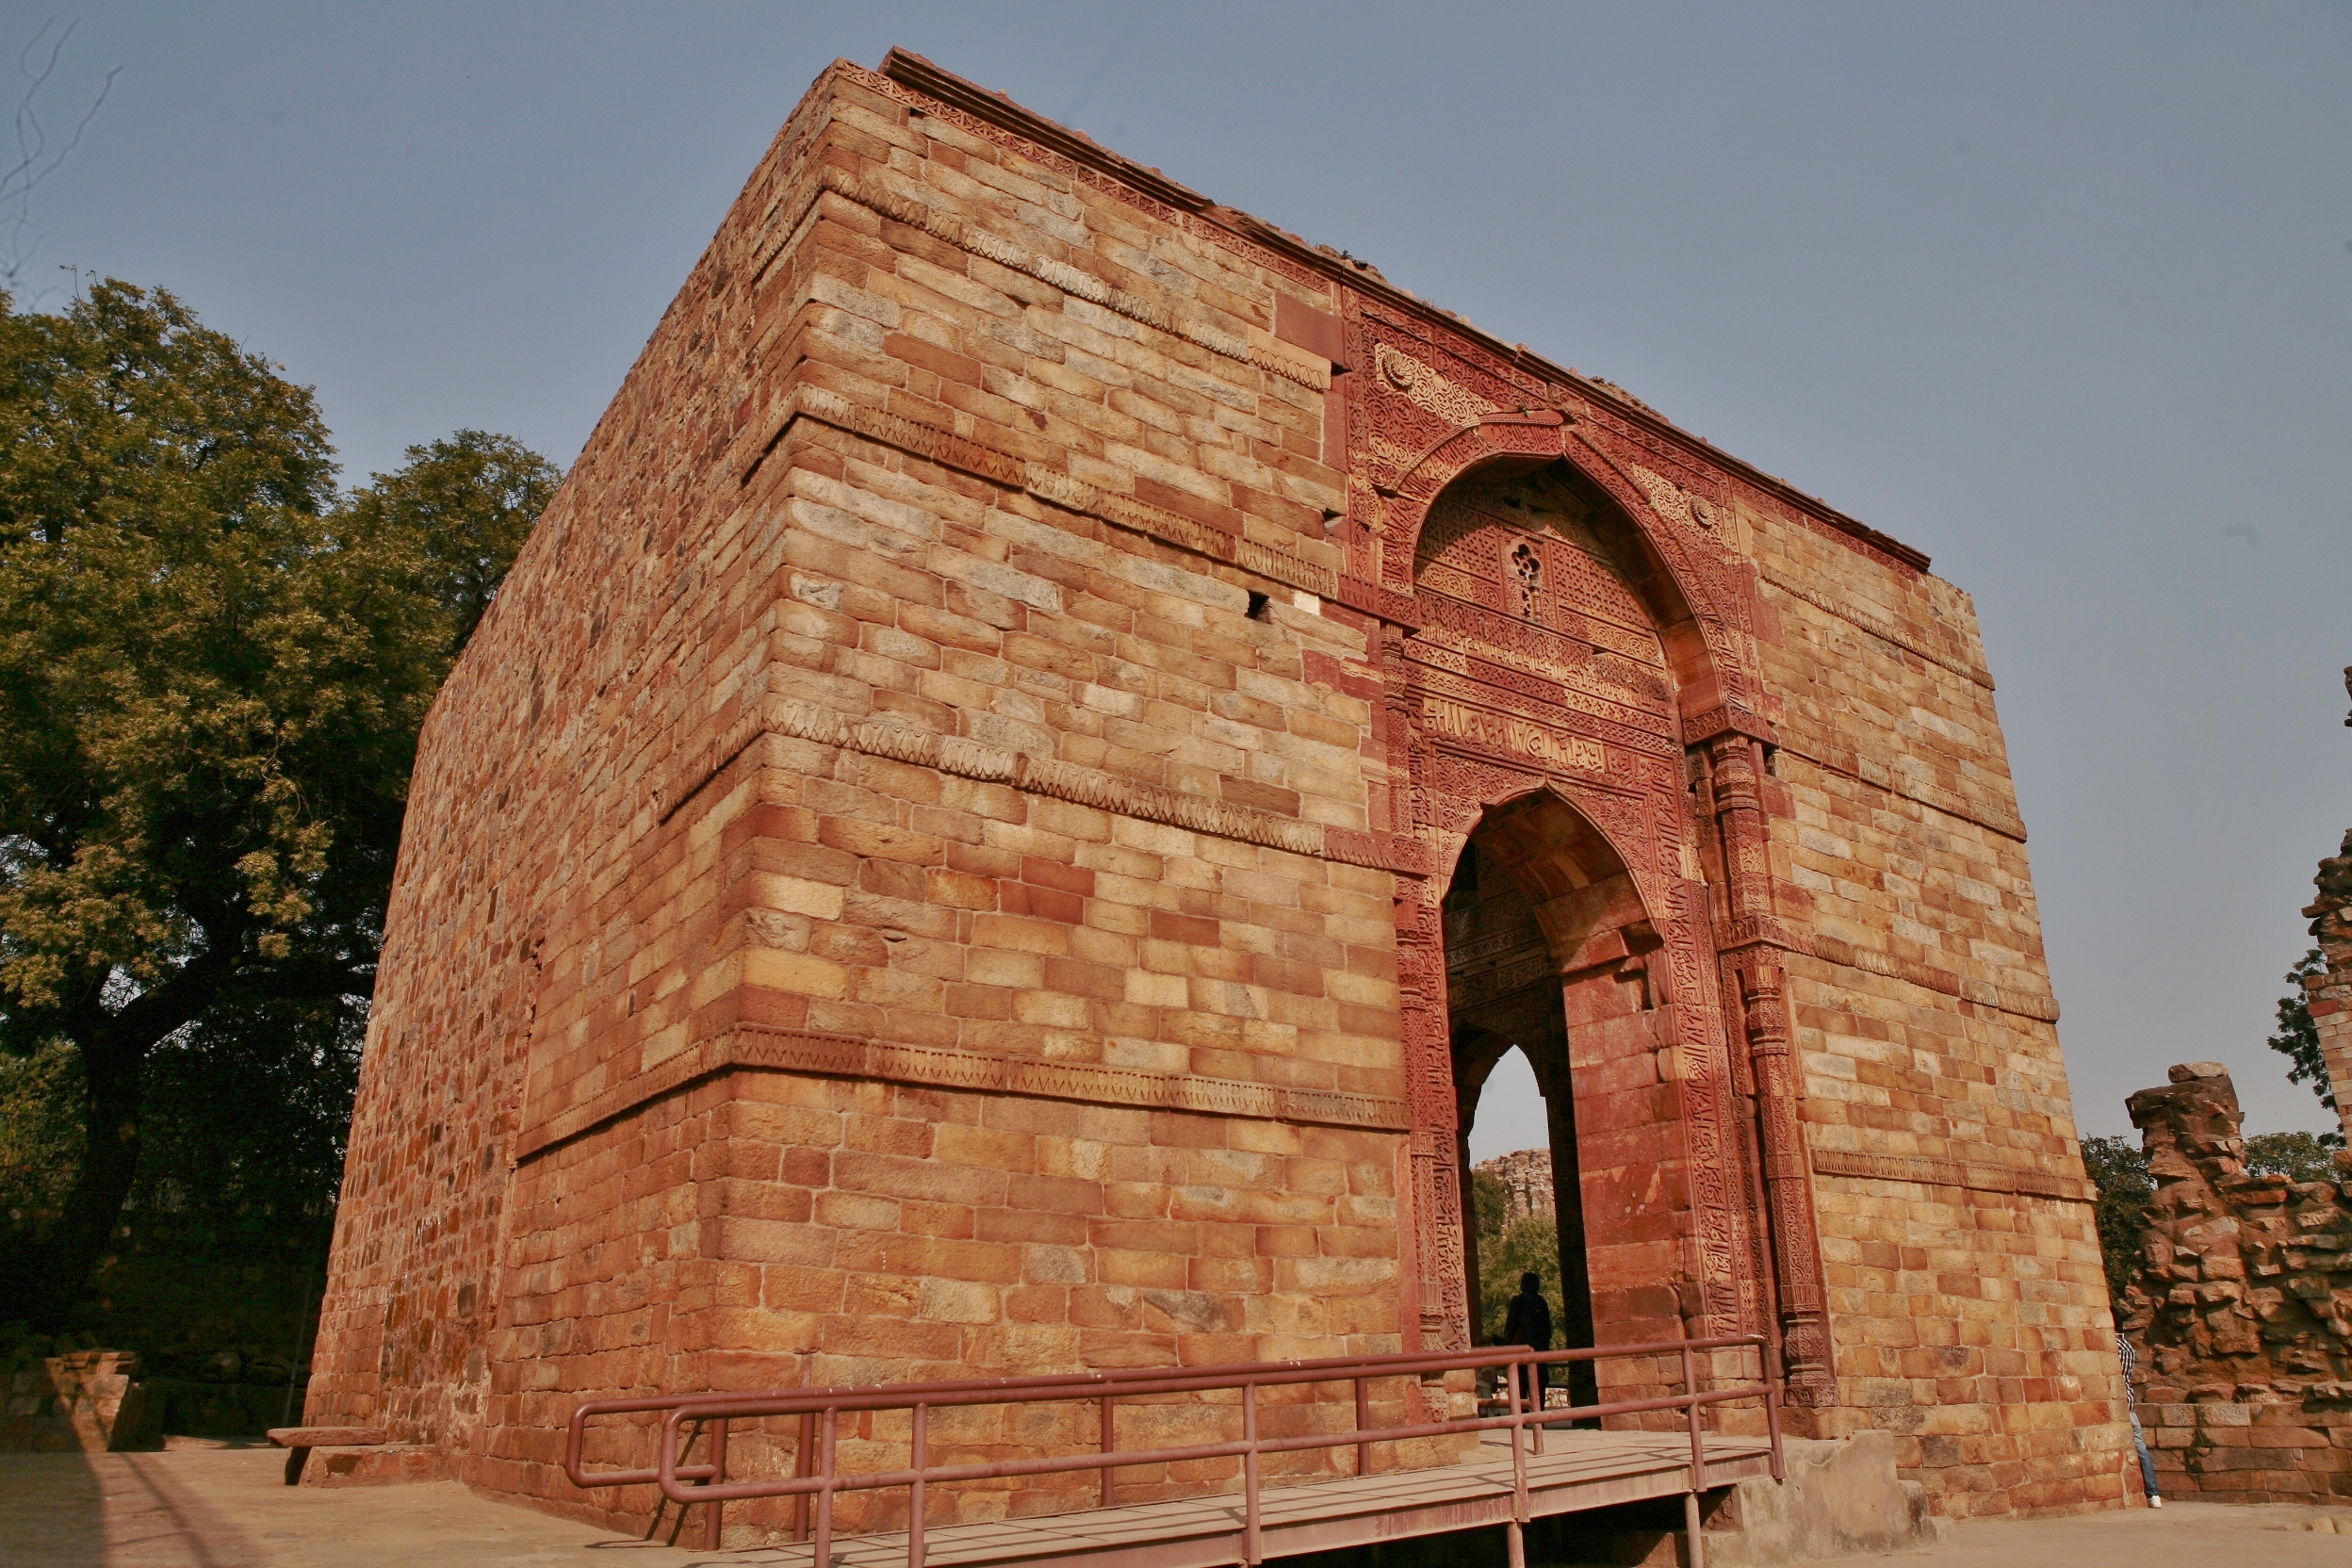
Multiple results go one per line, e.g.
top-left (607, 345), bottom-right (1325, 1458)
top-left (306, 51), bottom-right (2129, 1527)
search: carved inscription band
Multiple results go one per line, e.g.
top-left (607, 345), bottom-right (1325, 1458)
top-left (1810, 1147), bottom-right (2094, 1205)
top-left (514, 1025), bottom-right (1412, 1163)
top-left (653, 692), bottom-right (1433, 879)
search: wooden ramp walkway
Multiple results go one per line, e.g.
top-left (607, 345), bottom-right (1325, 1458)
top-left (720, 1430), bottom-right (1775, 1567)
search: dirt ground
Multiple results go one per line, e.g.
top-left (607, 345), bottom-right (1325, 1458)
top-left (8, 1440), bottom-right (2350, 1567)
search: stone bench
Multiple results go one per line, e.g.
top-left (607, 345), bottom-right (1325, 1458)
top-left (266, 1426), bottom-right (384, 1486)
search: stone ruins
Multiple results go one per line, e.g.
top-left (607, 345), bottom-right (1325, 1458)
top-left (2118, 1063), bottom-right (2352, 1500)
top-left (2311, 820), bottom-right (2352, 1127)
top-left (1476, 1147), bottom-right (1554, 1226)
top-left (303, 50), bottom-right (2126, 1530)
top-left (2113, 763), bottom-right (2352, 1505)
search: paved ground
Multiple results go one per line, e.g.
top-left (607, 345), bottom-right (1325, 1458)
top-left (8, 1441), bottom-right (2352, 1566)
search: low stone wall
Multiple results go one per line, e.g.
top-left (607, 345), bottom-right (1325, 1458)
top-left (2139, 1388), bottom-right (2352, 1502)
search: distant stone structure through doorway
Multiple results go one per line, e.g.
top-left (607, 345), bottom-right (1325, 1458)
top-left (302, 49), bottom-right (2127, 1531)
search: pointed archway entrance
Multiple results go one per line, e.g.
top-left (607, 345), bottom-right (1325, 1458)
top-left (1377, 449), bottom-right (1835, 1404)
top-left (1446, 788), bottom-right (1676, 1411)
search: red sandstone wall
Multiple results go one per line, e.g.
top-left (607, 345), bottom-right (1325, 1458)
top-left (1746, 513), bottom-right (2119, 1511)
top-left (311, 51), bottom-right (2124, 1532)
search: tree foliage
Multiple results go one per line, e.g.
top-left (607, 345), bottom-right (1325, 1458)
top-left (2081, 1134), bottom-right (2152, 1309)
top-left (1472, 1168), bottom-right (1561, 1345)
top-left (2246, 1130), bottom-right (2344, 1185)
top-left (2270, 949), bottom-right (2332, 1112)
top-left (0, 280), bottom-right (556, 1318)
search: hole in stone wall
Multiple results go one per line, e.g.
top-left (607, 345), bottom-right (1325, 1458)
top-left (1246, 591), bottom-right (1271, 621)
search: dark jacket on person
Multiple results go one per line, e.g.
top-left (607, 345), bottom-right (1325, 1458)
top-left (1502, 1288), bottom-right (1553, 1351)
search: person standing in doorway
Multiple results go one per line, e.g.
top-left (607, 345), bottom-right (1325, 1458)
top-left (1502, 1271), bottom-right (1553, 1413)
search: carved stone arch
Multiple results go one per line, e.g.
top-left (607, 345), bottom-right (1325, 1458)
top-left (1387, 438), bottom-right (1762, 733)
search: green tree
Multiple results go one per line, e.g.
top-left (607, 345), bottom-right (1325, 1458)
top-left (2269, 949), bottom-right (2331, 1111)
top-left (2246, 1130), bottom-right (2343, 1185)
top-left (1471, 1168), bottom-right (1508, 1243)
top-left (2081, 1134), bottom-right (2152, 1308)
top-left (337, 428), bottom-right (557, 658)
top-left (1480, 1214), bottom-right (1561, 1346)
top-left (1473, 1169), bottom-right (1561, 1345)
top-left (0, 281), bottom-right (557, 1319)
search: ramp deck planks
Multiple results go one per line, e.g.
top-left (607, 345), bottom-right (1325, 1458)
top-left (723, 1429), bottom-right (1774, 1567)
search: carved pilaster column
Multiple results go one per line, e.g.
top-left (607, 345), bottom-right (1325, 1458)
top-left (1397, 912), bottom-right (1469, 1353)
top-left (1386, 670), bottom-right (1468, 1355)
top-left (1706, 728), bottom-right (1838, 1407)
top-left (1707, 733), bottom-right (1772, 928)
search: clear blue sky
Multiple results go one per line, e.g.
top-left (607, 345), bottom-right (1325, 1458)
top-left (15, 2), bottom-right (2348, 1157)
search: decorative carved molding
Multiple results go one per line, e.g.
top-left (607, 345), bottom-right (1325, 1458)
top-left (784, 384), bottom-right (1024, 487)
top-left (757, 385), bottom-right (1342, 604)
top-left (1331, 574), bottom-right (1423, 629)
top-left (1809, 1148), bottom-right (2094, 1204)
top-left (855, 50), bottom-right (1935, 580)
top-left (652, 693), bottom-right (1433, 878)
top-left (1418, 694), bottom-right (1610, 778)
top-left (1682, 704), bottom-right (1779, 748)
top-left (1772, 743), bottom-right (2029, 844)
top-left (1757, 565), bottom-right (1993, 691)
top-left (1409, 661), bottom-right (1680, 760)
top-left (1710, 908), bottom-right (2060, 1026)
top-left (809, 166), bottom-right (1329, 391)
top-left (1375, 343), bottom-right (1494, 426)
top-left (516, 1024), bottom-right (1411, 1163)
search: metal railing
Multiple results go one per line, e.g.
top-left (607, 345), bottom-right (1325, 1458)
top-left (567, 1332), bottom-right (1784, 1568)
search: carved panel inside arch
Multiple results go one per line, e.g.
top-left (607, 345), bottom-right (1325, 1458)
top-left (1407, 464), bottom-right (1686, 775)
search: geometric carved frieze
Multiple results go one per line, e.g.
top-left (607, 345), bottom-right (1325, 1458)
top-left (514, 1024), bottom-right (1412, 1164)
top-left (1808, 1147), bottom-right (2094, 1204)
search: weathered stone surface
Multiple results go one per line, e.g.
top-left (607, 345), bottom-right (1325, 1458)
top-left (2120, 1061), bottom-right (2352, 1500)
top-left (302, 48), bottom-right (2118, 1533)
top-left (2311, 799), bottom-right (2352, 1135)
top-left (1707, 1432), bottom-right (1953, 1566)
top-left (2, 1352), bottom-right (149, 1453)
top-left (298, 1445), bottom-right (451, 1488)
top-left (1475, 1147), bottom-right (1553, 1225)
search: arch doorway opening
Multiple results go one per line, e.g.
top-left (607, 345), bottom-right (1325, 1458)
top-left (1446, 792), bottom-right (1667, 1407)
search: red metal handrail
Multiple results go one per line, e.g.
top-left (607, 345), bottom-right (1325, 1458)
top-left (567, 1331), bottom-right (1784, 1567)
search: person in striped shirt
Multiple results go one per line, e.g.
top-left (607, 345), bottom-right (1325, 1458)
top-left (2117, 1331), bottom-right (2163, 1508)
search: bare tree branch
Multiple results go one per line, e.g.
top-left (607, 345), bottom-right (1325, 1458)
top-left (0, 18), bottom-right (120, 297)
